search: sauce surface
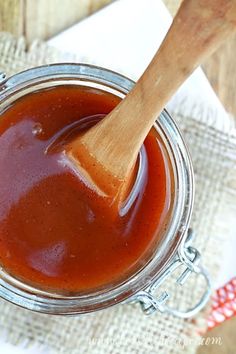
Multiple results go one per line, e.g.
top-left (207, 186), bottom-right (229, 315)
top-left (0, 86), bottom-right (170, 292)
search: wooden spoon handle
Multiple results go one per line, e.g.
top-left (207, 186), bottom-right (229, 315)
top-left (112, 0), bottom-right (236, 150)
top-left (75, 0), bottom-right (236, 182)
top-left (130, 0), bottom-right (236, 133)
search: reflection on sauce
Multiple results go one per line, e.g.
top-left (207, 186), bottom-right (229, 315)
top-left (0, 86), bottom-right (170, 292)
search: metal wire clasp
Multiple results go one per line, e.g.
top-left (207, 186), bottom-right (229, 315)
top-left (0, 72), bottom-right (7, 90)
top-left (0, 72), bottom-right (7, 84)
top-left (129, 229), bottom-right (211, 318)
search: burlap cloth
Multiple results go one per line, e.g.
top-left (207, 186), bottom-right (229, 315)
top-left (0, 31), bottom-right (236, 354)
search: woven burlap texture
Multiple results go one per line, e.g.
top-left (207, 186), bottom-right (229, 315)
top-left (0, 32), bottom-right (236, 354)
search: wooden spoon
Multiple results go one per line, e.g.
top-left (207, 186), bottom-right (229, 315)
top-left (67, 0), bottom-right (236, 199)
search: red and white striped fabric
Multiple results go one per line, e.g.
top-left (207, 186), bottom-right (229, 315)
top-left (208, 277), bottom-right (236, 330)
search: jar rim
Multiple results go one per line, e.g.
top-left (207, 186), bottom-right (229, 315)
top-left (0, 63), bottom-right (194, 314)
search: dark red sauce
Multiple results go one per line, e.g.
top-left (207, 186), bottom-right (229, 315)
top-left (0, 86), bottom-right (170, 292)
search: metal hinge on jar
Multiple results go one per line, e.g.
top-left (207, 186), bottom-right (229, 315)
top-left (128, 229), bottom-right (211, 318)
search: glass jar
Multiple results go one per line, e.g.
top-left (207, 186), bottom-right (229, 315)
top-left (0, 64), bottom-right (211, 317)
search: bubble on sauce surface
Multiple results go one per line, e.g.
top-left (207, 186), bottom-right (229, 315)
top-left (32, 123), bottom-right (43, 137)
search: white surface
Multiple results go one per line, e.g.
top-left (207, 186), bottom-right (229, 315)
top-left (1, 0), bottom-right (235, 352)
